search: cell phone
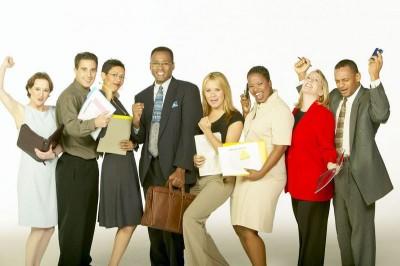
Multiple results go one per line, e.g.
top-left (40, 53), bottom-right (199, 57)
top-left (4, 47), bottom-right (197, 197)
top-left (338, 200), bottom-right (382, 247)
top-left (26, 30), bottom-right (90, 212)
top-left (243, 84), bottom-right (249, 98)
top-left (372, 48), bottom-right (383, 56)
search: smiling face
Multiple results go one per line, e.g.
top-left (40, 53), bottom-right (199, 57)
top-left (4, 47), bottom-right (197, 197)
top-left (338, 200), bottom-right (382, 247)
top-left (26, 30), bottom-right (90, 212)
top-left (28, 79), bottom-right (51, 108)
top-left (101, 66), bottom-right (125, 94)
top-left (247, 73), bottom-right (272, 103)
top-left (204, 79), bottom-right (225, 111)
top-left (334, 66), bottom-right (361, 97)
top-left (75, 59), bottom-right (97, 88)
top-left (150, 51), bottom-right (175, 84)
top-left (302, 71), bottom-right (324, 98)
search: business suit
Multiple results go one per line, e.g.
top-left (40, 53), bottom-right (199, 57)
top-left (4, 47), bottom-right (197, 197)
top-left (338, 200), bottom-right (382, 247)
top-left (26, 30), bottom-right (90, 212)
top-left (330, 83), bottom-right (392, 266)
top-left (134, 77), bottom-right (202, 266)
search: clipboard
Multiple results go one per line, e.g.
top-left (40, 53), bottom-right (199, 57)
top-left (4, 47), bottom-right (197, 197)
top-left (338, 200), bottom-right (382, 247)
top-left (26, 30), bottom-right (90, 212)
top-left (17, 124), bottom-right (64, 162)
top-left (97, 115), bottom-right (132, 155)
top-left (315, 152), bottom-right (345, 194)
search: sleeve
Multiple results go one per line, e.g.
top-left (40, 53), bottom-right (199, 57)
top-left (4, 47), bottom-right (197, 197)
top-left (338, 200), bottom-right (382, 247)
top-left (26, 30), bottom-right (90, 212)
top-left (271, 103), bottom-right (294, 145)
top-left (131, 94), bottom-right (146, 144)
top-left (368, 83), bottom-right (390, 123)
top-left (228, 110), bottom-right (245, 126)
top-left (316, 108), bottom-right (337, 164)
top-left (174, 84), bottom-right (203, 171)
top-left (56, 94), bottom-right (96, 137)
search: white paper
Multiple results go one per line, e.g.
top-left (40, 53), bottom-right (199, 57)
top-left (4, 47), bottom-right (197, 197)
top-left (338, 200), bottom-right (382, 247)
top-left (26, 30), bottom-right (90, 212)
top-left (194, 133), bottom-right (222, 176)
top-left (218, 142), bottom-right (266, 176)
top-left (78, 88), bottom-right (116, 140)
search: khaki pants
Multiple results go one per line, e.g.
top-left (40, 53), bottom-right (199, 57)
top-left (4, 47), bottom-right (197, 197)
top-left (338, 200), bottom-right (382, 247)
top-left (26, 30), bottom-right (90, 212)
top-left (183, 175), bottom-right (234, 266)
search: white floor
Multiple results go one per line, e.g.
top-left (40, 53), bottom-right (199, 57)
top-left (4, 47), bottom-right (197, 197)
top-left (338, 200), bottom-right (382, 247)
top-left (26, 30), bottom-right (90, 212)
top-left (1, 196), bottom-right (399, 266)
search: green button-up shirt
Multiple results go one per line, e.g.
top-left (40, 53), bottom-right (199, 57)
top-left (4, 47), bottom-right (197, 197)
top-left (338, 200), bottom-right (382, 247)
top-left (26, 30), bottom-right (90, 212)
top-left (56, 80), bottom-right (97, 159)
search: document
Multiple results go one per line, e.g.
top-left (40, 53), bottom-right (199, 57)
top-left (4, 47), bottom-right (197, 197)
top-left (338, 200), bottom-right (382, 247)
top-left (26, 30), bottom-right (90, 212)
top-left (97, 115), bottom-right (132, 155)
top-left (315, 152), bottom-right (345, 193)
top-left (194, 133), bottom-right (222, 176)
top-left (78, 88), bottom-right (116, 140)
top-left (218, 141), bottom-right (267, 176)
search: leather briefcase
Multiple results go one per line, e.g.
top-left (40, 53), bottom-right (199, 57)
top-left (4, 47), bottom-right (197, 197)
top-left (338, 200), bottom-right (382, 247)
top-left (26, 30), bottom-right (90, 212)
top-left (17, 124), bottom-right (64, 162)
top-left (141, 182), bottom-right (196, 234)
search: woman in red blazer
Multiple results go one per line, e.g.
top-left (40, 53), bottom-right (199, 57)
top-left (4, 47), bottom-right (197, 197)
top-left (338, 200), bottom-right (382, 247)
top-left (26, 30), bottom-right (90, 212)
top-left (286, 58), bottom-right (337, 266)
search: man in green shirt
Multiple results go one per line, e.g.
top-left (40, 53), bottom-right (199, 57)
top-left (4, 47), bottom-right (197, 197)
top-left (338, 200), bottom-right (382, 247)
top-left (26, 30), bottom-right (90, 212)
top-left (55, 52), bottom-right (110, 266)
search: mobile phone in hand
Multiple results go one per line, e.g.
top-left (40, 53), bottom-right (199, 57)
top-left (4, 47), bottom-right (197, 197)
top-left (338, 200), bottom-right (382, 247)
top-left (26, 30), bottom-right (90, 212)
top-left (243, 84), bottom-right (249, 98)
top-left (372, 48), bottom-right (383, 57)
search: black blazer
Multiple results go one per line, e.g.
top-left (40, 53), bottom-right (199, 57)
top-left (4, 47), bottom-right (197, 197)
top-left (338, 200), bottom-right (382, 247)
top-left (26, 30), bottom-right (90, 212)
top-left (133, 77), bottom-right (202, 185)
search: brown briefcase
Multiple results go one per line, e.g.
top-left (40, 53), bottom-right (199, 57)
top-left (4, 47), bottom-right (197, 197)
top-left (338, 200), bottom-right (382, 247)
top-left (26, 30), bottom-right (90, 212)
top-left (141, 182), bottom-right (196, 234)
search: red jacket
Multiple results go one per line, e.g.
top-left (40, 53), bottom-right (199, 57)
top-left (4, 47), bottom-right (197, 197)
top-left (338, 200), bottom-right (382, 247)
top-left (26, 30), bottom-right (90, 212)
top-left (286, 102), bottom-right (337, 201)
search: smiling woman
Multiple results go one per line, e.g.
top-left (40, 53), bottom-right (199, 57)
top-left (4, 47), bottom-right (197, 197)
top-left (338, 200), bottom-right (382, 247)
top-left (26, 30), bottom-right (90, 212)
top-left (0, 56), bottom-right (62, 266)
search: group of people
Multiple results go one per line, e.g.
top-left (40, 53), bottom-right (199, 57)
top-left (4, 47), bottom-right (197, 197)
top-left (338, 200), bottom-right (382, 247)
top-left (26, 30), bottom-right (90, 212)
top-left (0, 46), bottom-right (392, 266)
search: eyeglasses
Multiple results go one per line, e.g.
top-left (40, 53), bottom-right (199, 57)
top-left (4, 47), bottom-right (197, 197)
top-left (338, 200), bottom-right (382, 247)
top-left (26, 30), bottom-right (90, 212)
top-left (150, 62), bottom-right (172, 67)
top-left (108, 73), bottom-right (125, 80)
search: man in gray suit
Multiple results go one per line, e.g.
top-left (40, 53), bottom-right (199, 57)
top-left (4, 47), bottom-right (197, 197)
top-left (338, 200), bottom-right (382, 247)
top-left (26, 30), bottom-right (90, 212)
top-left (295, 52), bottom-right (392, 266)
top-left (132, 46), bottom-right (202, 266)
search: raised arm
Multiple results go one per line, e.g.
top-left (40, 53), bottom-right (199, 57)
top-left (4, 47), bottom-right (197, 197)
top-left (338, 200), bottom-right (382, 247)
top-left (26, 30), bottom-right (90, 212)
top-left (0, 56), bottom-right (24, 128)
top-left (294, 57), bottom-right (312, 93)
top-left (368, 52), bottom-right (390, 123)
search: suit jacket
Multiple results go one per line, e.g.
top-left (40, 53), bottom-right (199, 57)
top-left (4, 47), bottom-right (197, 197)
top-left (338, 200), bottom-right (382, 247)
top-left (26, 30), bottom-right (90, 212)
top-left (286, 102), bottom-right (337, 201)
top-left (133, 77), bottom-right (202, 185)
top-left (329, 83), bottom-right (392, 205)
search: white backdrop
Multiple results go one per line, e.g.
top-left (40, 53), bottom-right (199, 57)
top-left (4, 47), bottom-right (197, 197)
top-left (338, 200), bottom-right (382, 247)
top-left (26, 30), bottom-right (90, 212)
top-left (1, 0), bottom-right (399, 265)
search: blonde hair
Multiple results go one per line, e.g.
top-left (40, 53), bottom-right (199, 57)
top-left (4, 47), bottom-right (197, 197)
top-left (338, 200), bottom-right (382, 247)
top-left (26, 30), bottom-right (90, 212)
top-left (296, 69), bottom-right (329, 109)
top-left (201, 72), bottom-right (237, 119)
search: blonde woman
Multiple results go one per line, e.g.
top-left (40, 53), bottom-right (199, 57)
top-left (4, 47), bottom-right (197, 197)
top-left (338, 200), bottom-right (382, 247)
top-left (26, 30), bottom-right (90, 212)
top-left (183, 72), bottom-right (243, 266)
top-left (286, 58), bottom-right (337, 266)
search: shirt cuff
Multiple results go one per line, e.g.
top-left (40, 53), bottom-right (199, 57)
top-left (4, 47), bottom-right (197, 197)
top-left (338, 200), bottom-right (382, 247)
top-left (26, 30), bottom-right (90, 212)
top-left (133, 127), bottom-right (139, 134)
top-left (370, 79), bottom-right (381, 88)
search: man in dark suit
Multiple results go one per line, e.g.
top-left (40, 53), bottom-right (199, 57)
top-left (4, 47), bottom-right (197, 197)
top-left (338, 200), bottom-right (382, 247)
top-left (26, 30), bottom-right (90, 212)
top-left (132, 46), bottom-right (202, 266)
top-left (295, 53), bottom-right (392, 266)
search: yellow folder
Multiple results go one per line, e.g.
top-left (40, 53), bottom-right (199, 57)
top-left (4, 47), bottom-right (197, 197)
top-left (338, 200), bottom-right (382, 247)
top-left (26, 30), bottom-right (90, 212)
top-left (97, 115), bottom-right (132, 155)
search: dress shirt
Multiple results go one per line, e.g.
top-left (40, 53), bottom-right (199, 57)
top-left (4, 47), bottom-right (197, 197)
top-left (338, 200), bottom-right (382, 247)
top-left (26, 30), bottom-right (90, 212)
top-left (335, 80), bottom-right (381, 156)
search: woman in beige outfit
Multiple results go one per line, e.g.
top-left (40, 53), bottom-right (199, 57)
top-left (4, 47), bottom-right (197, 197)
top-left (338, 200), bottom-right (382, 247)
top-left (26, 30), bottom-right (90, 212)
top-left (231, 66), bottom-right (294, 266)
top-left (183, 72), bottom-right (244, 266)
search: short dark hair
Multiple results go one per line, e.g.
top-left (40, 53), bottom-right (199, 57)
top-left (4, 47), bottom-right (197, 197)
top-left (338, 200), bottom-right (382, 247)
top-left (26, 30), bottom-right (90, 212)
top-left (101, 59), bottom-right (125, 74)
top-left (151, 46), bottom-right (174, 63)
top-left (74, 52), bottom-right (98, 69)
top-left (247, 66), bottom-right (270, 81)
top-left (334, 59), bottom-right (359, 74)
top-left (25, 72), bottom-right (54, 97)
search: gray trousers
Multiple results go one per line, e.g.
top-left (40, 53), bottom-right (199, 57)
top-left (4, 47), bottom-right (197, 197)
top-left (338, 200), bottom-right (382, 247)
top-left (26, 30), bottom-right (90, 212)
top-left (183, 175), bottom-right (234, 266)
top-left (333, 160), bottom-right (376, 266)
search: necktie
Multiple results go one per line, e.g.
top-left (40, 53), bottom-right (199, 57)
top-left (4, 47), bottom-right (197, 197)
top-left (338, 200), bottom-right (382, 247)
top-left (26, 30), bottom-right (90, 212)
top-left (335, 97), bottom-right (347, 155)
top-left (148, 86), bottom-right (164, 157)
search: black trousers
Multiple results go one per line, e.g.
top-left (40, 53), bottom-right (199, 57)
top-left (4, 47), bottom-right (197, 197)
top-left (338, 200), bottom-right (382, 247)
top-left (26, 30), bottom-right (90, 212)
top-left (56, 153), bottom-right (99, 266)
top-left (292, 198), bottom-right (330, 266)
top-left (143, 157), bottom-right (185, 266)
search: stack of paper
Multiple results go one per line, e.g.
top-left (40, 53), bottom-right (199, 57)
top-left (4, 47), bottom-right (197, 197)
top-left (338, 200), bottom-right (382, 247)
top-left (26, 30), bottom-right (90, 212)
top-left (194, 133), bottom-right (222, 176)
top-left (78, 88), bottom-right (116, 140)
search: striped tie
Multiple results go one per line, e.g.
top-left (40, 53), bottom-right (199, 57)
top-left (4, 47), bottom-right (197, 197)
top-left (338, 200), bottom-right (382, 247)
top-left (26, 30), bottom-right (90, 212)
top-left (335, 97), bottom-right (347, 154)
top-left (149, 86), bottom-right (163, 157)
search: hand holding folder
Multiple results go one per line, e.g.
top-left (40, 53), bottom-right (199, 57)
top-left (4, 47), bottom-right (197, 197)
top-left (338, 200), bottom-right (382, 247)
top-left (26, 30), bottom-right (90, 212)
top-left (17, 124), bottom-right (64, 162)
top-left (315, 152), bottom-right (345, 194)
top-left (97, 115), bottom-right (132, 155)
